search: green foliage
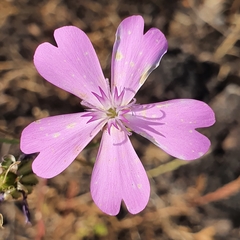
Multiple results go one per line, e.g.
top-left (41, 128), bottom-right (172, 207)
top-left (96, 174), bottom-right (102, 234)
top-left (0, 154), bottom-right (38, 200)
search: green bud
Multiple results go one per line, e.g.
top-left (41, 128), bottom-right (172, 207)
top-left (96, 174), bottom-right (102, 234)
top-left (20, 174), bottom-right (39, 185)
top-left (17, 160), bottom-right (34, 176)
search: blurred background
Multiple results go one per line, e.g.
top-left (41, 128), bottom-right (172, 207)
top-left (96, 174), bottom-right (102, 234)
top-left (0, 0), bottom-right (240, 239)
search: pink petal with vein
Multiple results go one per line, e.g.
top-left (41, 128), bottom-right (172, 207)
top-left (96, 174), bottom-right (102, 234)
top-left (125, 100), bottom-right (215, 160)
top-left (111, 15), bottom-right (168, 105)
top-left (34, 26), bottom-right (108, 109)
top-left (91, 126), bottom-right (150, 215)
top-left (20, 113), bottom-right (105, 178)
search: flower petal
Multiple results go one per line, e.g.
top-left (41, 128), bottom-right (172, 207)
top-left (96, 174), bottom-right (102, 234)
top-left (20, 113), bottom-right (106, 178)
top-left (125, 100), bottom-right (215, 160)
top-left (34, 26), bottom-right (109, 108)
top-left (111, 15), bottom-right (168, 105)
top-left (91, 126), bottom-right (150, 215)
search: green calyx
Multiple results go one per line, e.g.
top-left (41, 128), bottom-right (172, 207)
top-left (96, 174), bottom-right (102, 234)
top-left (0, 154), bottom-right (38, 200)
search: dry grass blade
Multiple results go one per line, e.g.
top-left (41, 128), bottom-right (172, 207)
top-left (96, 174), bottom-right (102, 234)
top-left (192, 176), bottom-right (240, 206)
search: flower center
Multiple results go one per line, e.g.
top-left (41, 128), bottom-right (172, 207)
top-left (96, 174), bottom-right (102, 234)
top-left (106, 107), bottom-right (118, 118)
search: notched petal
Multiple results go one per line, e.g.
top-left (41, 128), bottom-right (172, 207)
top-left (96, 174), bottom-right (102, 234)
top-left (20, 113), bottom-right (105, 178)
top-left (91, 127), bottom-right (150, 215)
top-left (34, 26), bottom-right (108, 108)
top-left (125, 100), bottom-right (215, 160)
top-left (111, 15), bottom-right (168, 105)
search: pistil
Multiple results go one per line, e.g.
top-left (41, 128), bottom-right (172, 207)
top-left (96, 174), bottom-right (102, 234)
top-left (106, 108), bottom-right (118, 118)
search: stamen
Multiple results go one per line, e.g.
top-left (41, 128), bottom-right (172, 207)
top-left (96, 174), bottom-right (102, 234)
top-left (115, 97), bottom-right (137, 113)
top-left (89, 118), bottom-right (108, 137)
top-left (106, 117), bottom-right (132, 136)
top-left (116, 119), bottom-right (132, 136)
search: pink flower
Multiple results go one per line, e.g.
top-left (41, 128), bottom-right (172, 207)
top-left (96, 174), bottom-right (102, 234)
top-left (20, 15), bottom-right (215, 215)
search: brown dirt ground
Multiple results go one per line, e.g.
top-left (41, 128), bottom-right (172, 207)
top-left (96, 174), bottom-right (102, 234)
top-left (0, 0), bottom-right (240, 239)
